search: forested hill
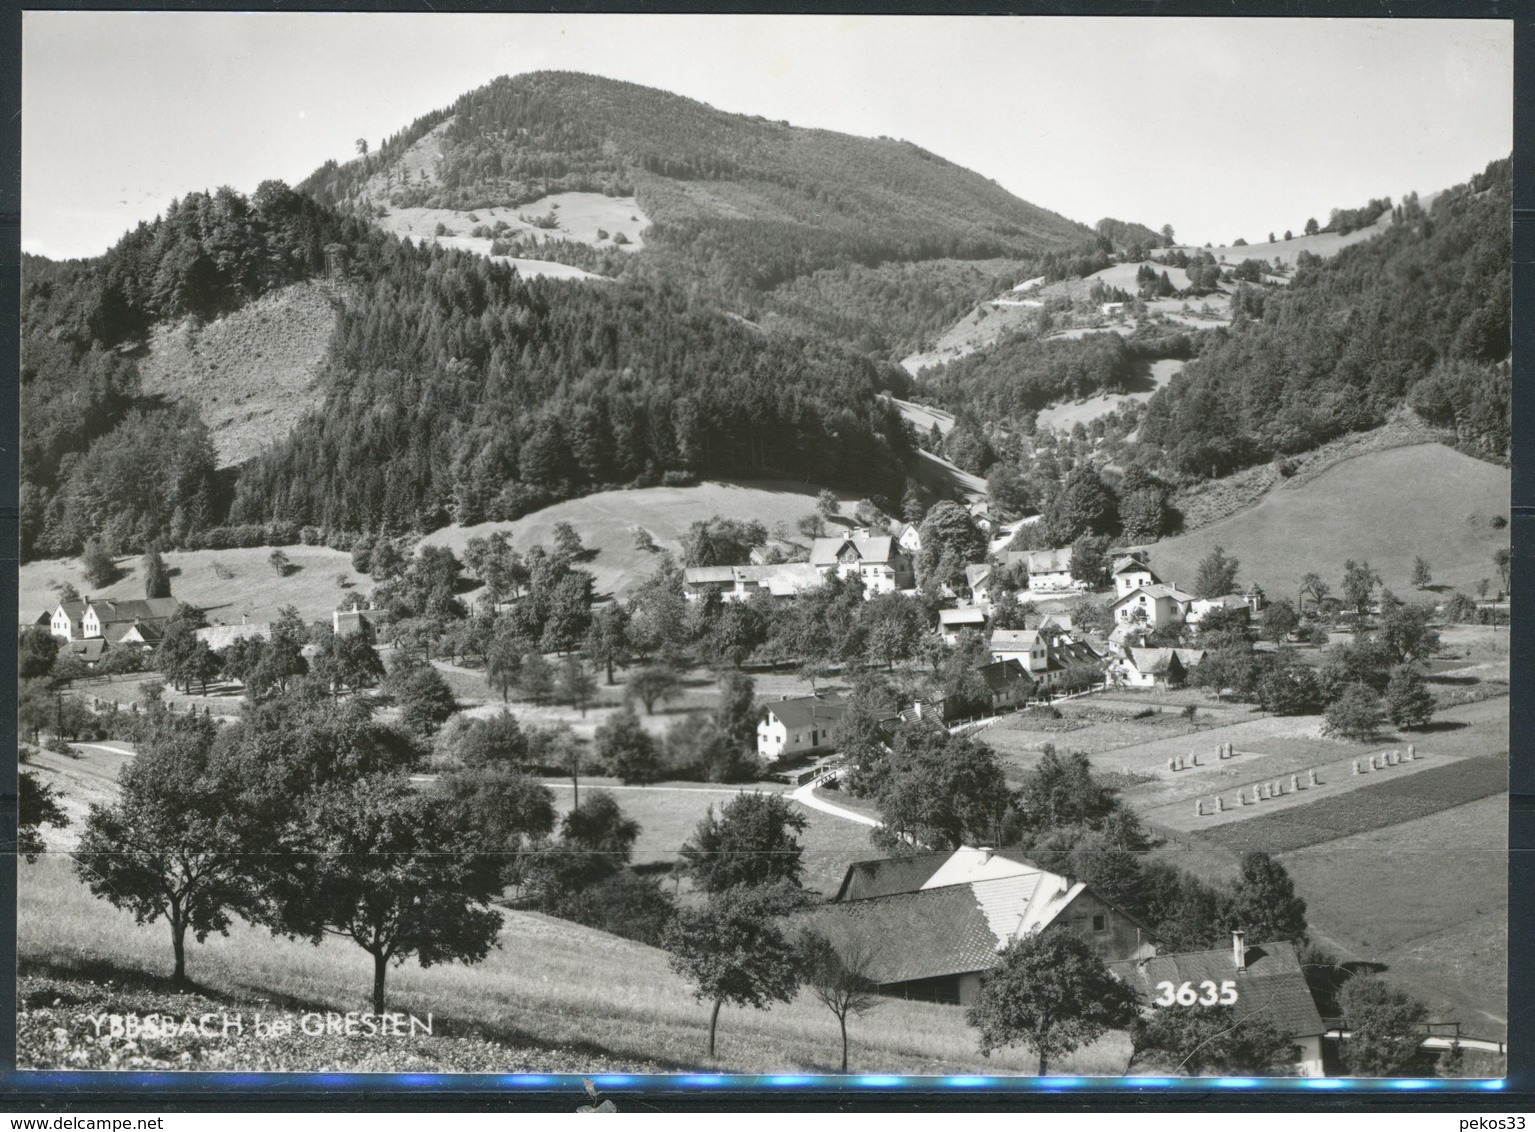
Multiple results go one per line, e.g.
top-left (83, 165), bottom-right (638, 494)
top-left (1138, 157), bottom-right (1511, 479)
top-left (298, 71), bottom-right (1094, 301)
top-left (20, 182), bottom-right (914, 561)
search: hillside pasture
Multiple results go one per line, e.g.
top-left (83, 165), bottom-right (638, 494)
top-left (1278, 794), bottom-right (1507, 1037)
top-left (417, 479), bottom-right (857, 600)
top-left (17, 857), bottom-right (1130, 1075)
top-left (1033, 358), bottom-right (1184, 434)
top-left (19, 543), bottom-right (356, 629)
top-left (1141, 443), bottom-right (1510, 600)
top-left (372, 191), bottom-right (650, 255)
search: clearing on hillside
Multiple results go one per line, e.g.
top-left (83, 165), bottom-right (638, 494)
top-left (137, 280), bottom-right (340, 467)
top-left (1139, 444), bottom-right (1510, 600)
top-left (19, 544), bottom-right (355, 629)
top-left (418, 479), bottom-right (860, 600)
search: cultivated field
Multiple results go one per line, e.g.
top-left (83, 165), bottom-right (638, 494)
top-left (418, 479), bottom-right (858, 600)
top-left (17, 857), bottom-right (1130, 1075)
top-left (1143, 443), bottom-right (1511, 599)
top-left (19, 544), bottom-right (357, 629)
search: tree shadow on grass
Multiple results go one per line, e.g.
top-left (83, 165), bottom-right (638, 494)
top-left (1407, 720), bottom-right (1470, 734)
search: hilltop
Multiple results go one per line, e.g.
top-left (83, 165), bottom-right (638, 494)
top-left (301, 71), bottom-right (1094, 293)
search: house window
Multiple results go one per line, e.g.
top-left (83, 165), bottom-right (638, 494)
top-left (1092, 914), bottom-right (1107, 932)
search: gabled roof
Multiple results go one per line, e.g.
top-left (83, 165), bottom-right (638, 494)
top-left (974, 658), bottom-right (1032, 692)
top-left (1112, 556), bottom-right (1160, 578)
top-left (1007, 547), bottom-right (1073, 575)
top-left (810, 535), bottom-right (901, 567)
top-left (683, 565), bottom-right (738, 584)
top-left (104, 620), bottom-right (163, 644)
top-left (989, 628), bottom-right (1040, 652)
top-left (1125, 647), bottom-right (1206, 675)
top-left (737, 563), bottom-right (823, 596)
top-left (939, 606), bottom-right (988, 626)
top-left (1111, 583), bottom-right (1195, 609)
top-left (964, 563), bottom-right (992, 589)
top-left (334, 609), bottom-right (391, 634)
top-left (53, 600), bottom-right (88, 620)
top-left (1109, 941), bottom-right (1326, 1039)
top-left (835, 853), bottom-right (951, 902)
top-left (761, 693), bottom-right (846, 732)
top-left (87, 597), bottom-right (181, 624)
top-left (63, 638), bottom-right (108, 662)
top-left (802, 884), bottom-right (1002, 984)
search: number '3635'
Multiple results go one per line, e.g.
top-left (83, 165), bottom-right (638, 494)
top-left (1153, 979), bottom-right (1239, 1006)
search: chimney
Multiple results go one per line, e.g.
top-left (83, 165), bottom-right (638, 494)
top-left (979, 846), bottom-right (994, 864)
top-left (1232, 930), bottom-right (1247, 971)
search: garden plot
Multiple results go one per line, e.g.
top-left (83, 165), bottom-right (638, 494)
top-left (1194, 755), bottom-right (1507, 854)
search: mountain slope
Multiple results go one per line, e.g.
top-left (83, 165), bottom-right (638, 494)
top-left (300, 71), bottom-right (1095, 298)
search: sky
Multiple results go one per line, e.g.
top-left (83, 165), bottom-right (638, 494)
top-left (21, 13), bottom-right (1514, 261)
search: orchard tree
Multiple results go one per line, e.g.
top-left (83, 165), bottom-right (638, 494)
top-left (1342, 560), bottom-right (1382, 616)
top-left (626, 664), bottom-right (683, 715)
top-left (1384, 665), bottom-right (1435, 730)
top-left (663, 882), bottom-right (805, 1058)
top-left (1193, 546), bottom-right (1240, 599)
top-left (584, 603), bottom-right (631, 684)
top-left (1410, 556), bottom-right (1432, 590)
top-left (557, 654), bottom-right (598, 716)
top-left (597, 706), bottom-right (663, 785)
top-left (967, 930), bottom-right (1139, 1076)
top-left (276, 774), bottom-right (505, 1015)
top-left (872, 726), bottom-right (1012, 851)
top-left (1259, 598), bottom-right (1300, 644)
top-left (799, 929), bottom-right (884, 1073)
top-left (680, 792), bottom-right (808, 893)
top-left (1323, 683), bottom-right (1385, 741)
top-left (17, 771), bottom-right (69, 862)
top-left (74, 715), bottom-right (256, 984)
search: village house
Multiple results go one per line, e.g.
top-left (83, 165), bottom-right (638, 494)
top-left (50, 596), bottom-right (181, 643)
top-left (989, 627), bottom-right (1104, 691)
top-left (939, 605), bottom-right (989, 646)
top-left (681, 562), bottom-right (824, 603)
top-left (196, 621), bottom-right (273, 652)
top-left (964, 563), bottom-right (993, 607)
top-left (1109, 932), bottom-right (1327, 1077)
top-left (895, 522), bottom-right (923, 556)
top-left (1112, 555), bottom-right (1162, 597)
top-left (1004, 547), bottom-right (1077, 593)
top-left (333, 607), bottom-right (393, 641)
top-left (1107, 645), bottom-right (1207, 689)
top-left (48, 600), bottom-right (90, 641)
top-left (809, 534), bottom-right (914, 596)
top-left (1109, 582), bottom-right (1197, 641)
top-left (803, 847), bottom-right (1160, 1005)
top-left (970, 658), bottom-right (1033, 713)
top-left (80, 597), bottom-right (181, 641)
top-left (1184, 593), bottom-right (1253, 632)
top-left (756, 692), bottom-right (847, 762)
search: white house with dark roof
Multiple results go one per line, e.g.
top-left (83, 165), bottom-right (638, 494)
top-left (809, 535), bottom-right (913, 595)
top-left (81, 597), bottom-right (181, 640)
top-left (1108, 645), bottom-right (1207, 689)
top-left (990, 627), bottom-right (1104, 690)
top-left (1109, 582), bottom-right (1197, 641)
top-left (1109, 932), bottom-right (1327, 1077)
top-left (756, 693), bottom-right (847, 761)
top-left (1004, 547), bottom-right (1077, 592)
top-left (48, 600), bottom-right (90, 641)
top-left (1112, 555), bottom-right (1162, 597)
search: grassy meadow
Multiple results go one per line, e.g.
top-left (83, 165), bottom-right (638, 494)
top-left (1143, 443), bottom-right (1511, 599)
top-left (18, 856), bottom-right (1130, 1076)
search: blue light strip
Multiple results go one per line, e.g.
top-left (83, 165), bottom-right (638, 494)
top-left (0, 1071), bottom-right (1506, 1093)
